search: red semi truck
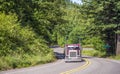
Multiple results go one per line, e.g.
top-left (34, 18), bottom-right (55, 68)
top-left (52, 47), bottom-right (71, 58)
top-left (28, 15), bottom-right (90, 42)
top-left (64, 44), bottom-right (82, 62)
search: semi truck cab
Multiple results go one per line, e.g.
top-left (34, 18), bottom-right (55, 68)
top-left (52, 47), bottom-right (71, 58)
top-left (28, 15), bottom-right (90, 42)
top-left (64, 44), bottom-right (82, 62)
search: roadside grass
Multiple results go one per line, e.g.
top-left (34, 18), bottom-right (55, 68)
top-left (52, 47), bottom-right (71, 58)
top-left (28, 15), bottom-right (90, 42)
top-left (82, 44), bottom-right (93, 48)
top-left (109, 55), bottom-right (120, 60)
top-left (0, 52), bottom-right (56, 71)
top-left (82, 49), bottom-right (106, 57)
top-left (82, 49), bottom-right (120, 60)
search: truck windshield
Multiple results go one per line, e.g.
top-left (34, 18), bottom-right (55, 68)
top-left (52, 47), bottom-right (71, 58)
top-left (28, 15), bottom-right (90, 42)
top-left (68, 47), bottom-right (74, 50)
top-left (67, 47), bottom-right (79, 50)
top-left (74, 47), bottom-right (80, 50)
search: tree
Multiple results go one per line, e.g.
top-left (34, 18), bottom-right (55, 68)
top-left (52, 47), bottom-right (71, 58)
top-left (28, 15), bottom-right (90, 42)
top-left (0, 0), bottom-right (66, 45)
top-left (0, 13), bottom-right (52, 56)
top-left (81, 0), bottom-right (120, 55)
top-left (116, 34), bottom-right (120, 55)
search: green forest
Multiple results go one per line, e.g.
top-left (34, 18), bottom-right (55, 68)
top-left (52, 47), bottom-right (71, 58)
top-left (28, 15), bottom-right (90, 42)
top-left (0, 0), bottom-right (120, 70)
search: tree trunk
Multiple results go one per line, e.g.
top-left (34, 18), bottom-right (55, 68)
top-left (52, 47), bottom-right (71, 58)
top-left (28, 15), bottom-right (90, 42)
top-left (116, 34), bottom-right (120, 55)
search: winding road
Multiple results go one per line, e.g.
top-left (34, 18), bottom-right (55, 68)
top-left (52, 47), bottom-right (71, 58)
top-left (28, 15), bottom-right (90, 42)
top-left (0, 47), bottom-right (120, 74)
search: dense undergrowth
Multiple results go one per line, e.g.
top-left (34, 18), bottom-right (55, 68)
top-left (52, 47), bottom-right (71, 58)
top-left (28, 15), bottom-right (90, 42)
top-left (82, 49), bottom-right (106, 57)
top-left (82, 49), bottom-right (120, 60)
top-left (0, 13), bottom-right (55, 70)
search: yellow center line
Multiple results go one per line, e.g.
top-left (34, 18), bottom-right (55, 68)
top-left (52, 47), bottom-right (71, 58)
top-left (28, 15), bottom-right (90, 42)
top-left (60, 59), bottom-right (91, 74)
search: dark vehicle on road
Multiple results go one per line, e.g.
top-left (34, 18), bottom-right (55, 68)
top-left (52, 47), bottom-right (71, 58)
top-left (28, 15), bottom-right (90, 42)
top-left (64, 44), bottom-right (82, 62)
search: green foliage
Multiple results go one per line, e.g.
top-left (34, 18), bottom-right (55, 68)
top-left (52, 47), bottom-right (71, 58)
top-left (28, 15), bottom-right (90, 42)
top-left (82, 49), bottom-right (106, 57)
top-left (83, 50), bottom-right (120, 60)
top-left (82, 44), bottom-right (93, 48)
top-left (0, 52), bottom-right (55, 70)
top-left (56, 4), bottom-right (88, 45)
top-left (80, 0), bottom-right (120, 54)
top-left (1, 0), bottom-right (120, 70)
top-left (0, 13), bottom-right (43, 55)
top-left (109, 55), bottom-right (120, 60)
top-left (0, 13), bottom-right (55, 70)
top-left (91, 37), bottom-right (105, 52)
top-left (0, 0), bottom-right (66, 45)
top-left (33, 1), bottom-right (65, 44)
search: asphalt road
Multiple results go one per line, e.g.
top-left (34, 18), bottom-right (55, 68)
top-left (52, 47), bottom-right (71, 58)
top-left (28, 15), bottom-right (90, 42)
top-left (0, 47), bottom-right (120, 74)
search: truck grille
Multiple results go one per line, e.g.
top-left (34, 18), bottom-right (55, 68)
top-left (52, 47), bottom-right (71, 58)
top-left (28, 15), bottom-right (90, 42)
top-left (70, 52), bottom-right (77, 57)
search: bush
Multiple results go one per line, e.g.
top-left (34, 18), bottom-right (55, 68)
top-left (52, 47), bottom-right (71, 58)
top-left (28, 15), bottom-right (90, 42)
top-left (0, 13), bottom-right (48, 55)
top-left (0, 13), bottom-right (55, 70)
top-left (82, 44), bottom-right (93, 48)
top-left (82, 36), bottom-right (106, 57)
top-left (82, 49), bottom-right (106, 57)
top-left (0, 53), bottom-right (55, 70)
top-left (90, 36), bottom-right (106, 52)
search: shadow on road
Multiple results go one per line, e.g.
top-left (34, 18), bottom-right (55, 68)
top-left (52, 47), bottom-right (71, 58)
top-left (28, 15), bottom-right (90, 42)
top-left (49, 45), bottom-right (60, 48)
top-left (54, 52), bottom-right (65, 59)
